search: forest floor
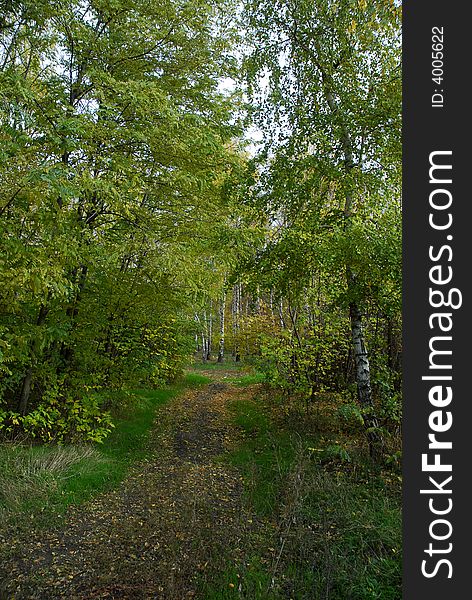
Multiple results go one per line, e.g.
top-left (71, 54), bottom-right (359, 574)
top-left (0, 368), bottom-right (273, 599)
top-left (0, 364), bottom-right (402, 600)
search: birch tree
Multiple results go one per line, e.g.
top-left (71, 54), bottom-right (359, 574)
top-left (217, 290), bottom-right (226, 362)
top-left (244, 0), bottom-right (401, 457)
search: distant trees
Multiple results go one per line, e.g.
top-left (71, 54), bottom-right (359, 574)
top-left (217, 290), bottom-right (226, 362)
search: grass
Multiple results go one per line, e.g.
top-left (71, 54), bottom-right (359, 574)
top-left (200, 562), bottom-right (278, 600)
top-left (0, 372), bottom-right (209, 530)
top-left (1, 367), bottom-right (401, 599)
top-left (189, 356), bottom-right (267, 388)
top-left (191, 358), bottom-right (266, 386)
top-left (190, 360), bottom-right (243, 371)
top-left (228, 372), bottom-right (267, 387)
top-left (203, 393), bottom-right (402, 600)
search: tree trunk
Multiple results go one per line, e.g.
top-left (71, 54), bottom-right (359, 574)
top-left (217, 291), bottom-right (226, 363)
top-left (201, 330), bottom-right (207, 363)
top-left (269, 288), bottom-right (277, 327)
top-left (321, 72), bottom-right (383, 459)
top-left (17, 368), bottom-right (33, 416)
top-left (17, 304), bottom-right (49, 414)
top-left (206, 305), bottom-right (212, 361)
top-left (194, 315), bottom-right (201, 352)
top-left (60, 263), bottom-right (88, 367)
top-left (278, 298), bottom-right (286, 329)
top-left (349, 300), bottom-right (383, 458)
top-left (233, 284), bottom-right (241, 362)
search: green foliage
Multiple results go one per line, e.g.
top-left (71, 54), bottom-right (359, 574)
top-left (337, 402), bottom-right (364, 427)
top-left (0, 393), bottom-right (114, 444)
top-left (319, 443), bottom-right (352, 463)
top-left (229, 372), bottom-right (266, 386)
top-left (372, 366), bottom-right (402, 427)
top-left (0, 0), bottom-right (242, 440)
top-left (237, 0), bottom-right (402, 457)
top-left (221, 395), bottom-right (401, 600)
top-left (253, 304), bottom-right (351, 402)
top-left (0, 375), bottom-right (197, 528)
top-left (1, 1), bottom-right (402, 595)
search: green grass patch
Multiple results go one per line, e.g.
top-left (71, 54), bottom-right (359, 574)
top-left (188, 360), bottom-right (265, 386)
top-left (190, 359), bottom-right (244, 371)
top-left (199, 560), bottom-right (277, 600)
top-left (206, 395), bottom-right (402, 600)
top-left (228, 372), bottom-right (267, 387)
top-left (183, 372), bottom-right (212, 386)
top-left (0, 373), bottom-right (205, 530)
top-left (230, 398), bottom-right (270, 435)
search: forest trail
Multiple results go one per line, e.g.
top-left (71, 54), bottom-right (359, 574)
top-left (1, 373), bottom-right (262, 599)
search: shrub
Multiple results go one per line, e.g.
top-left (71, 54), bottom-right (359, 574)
top-left (0, 391), bottom-right (114, 443)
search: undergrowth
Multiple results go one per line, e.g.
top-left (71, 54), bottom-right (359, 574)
top-left (0, 373), bottom-right (209, 531)
top-left (201, 392), bottom-right (402, 600)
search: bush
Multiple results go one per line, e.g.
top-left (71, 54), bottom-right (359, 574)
top-left (0, 391), bottom-right (114, 443)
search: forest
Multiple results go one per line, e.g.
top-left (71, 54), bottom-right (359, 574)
top-left (0, 0), bottom-right (402, 598)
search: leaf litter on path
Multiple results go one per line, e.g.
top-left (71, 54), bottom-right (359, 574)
top-left (0, 382), bottom-right (264, 600)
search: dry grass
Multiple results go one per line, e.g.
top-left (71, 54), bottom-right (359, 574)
top-left (211, 393), bottom-right (402, 600)
top-left (0, 444), bottom-right (100, 518)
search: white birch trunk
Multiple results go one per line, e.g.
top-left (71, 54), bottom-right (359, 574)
top-left (207, 307), bottom-right (212, 361)
top-left (232, 283), bottom-right (241, 362)
top-left (201, 310), bottom-right (207, 362)
top-left (217, 291), bottom-right (226, 363)
top-left (324, 74), bottom-right (382, 458)
top-left (349, 299), bottom-right (382, 457)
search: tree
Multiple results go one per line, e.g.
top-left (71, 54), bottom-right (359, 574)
top-left (0, 0), bottom-right (242, 440)
top-left (244, 0), bottom-right (401, 457)
top-left (217, 289), bottom-right (226, 362)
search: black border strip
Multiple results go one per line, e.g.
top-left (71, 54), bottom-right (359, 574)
top-left (403, 2), bottom-right (469, 597)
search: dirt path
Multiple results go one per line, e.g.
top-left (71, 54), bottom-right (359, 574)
top-left (1, 379), bottom-right (258, 599)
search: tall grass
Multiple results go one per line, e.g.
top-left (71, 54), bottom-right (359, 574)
top-left (202, 394), bottom-right (402, 600)
top-left (0, 373), bottom-right (209, 530)
top-left (0, 445), bottom-right (101, 515)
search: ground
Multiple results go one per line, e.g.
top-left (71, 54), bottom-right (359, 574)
top-left (0, 366), bottom-right (402, 600)
top-left (0, 370), bottom-right (266, 599)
